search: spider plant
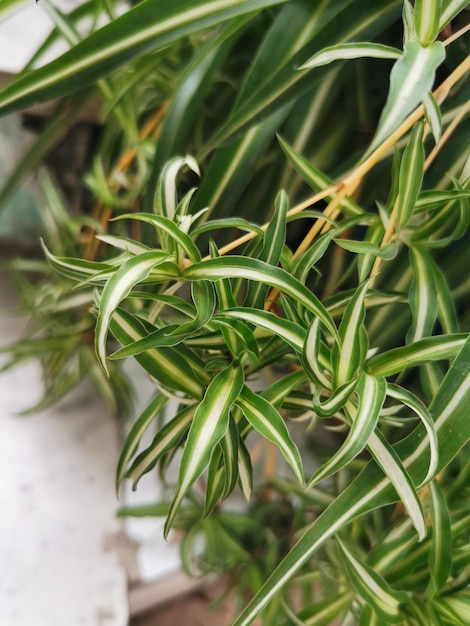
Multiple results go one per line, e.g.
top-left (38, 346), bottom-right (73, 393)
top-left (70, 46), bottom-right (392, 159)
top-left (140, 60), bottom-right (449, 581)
top-left (0, 0), bottom-right (469, 624)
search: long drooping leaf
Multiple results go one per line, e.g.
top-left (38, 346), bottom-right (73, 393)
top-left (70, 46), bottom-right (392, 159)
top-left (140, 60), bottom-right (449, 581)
top-left (164, 362), bottom-right (244, 536)
top-left (300, 42), bottom-right (400, 69)
top-left (233, 337), bottom-right (470, 625)
top-left (396, 122), bottom-right (425, 230)
top-left (309, 375), bottom-right (386, 487)
top-left (366, 334), bottom-right (467, 376)
top-left (183, 256), bottom-right (339, 340)
top-left (116, 392), bottom-right (168, 491)
top-left (95, 251), bottom-right (181, 375)
top-left (367, 39), bottom-right (445, 154)
top-left (126, 404), bottom-right (196, 487)
top-left (110, 308), bottom-right (205, 398)
top-left (0, 0), bottom-right (289, 116)
top-left (406, 246), bottom-right (438, 344)
top-left (426, 480), bottom-right (453, 598)
top-left (337, 538), bottom-right (408, 623)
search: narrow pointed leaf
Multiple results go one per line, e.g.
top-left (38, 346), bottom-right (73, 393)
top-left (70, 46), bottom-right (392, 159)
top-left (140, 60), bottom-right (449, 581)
top-left (333, 280), bottom-right (370, 387)
top-left (309, 375), bottom-right (385, 487)
top-left (386, 383), bottom-right (438, 485)
top-left (184, 256), bottom-right (339, 341)
top-left (236, 385), bottom-right (304, 486)
top-left (337, 538), bottom-right (408, 623)
top-left (366, 334), bottom-right (467, 376)
top-left (426, 479), bottom-right (453, 598)
top-left (414, 0), bottom-right (441, 47)
top-left (165, 362), bottom-right (244, 536)
top-left (368, 40), bottom-right (445, 155)
top-left (396, 122), bottom-right (425, 230)
top-left (116, 393), bottom-right (168, 491)
top-left (423, 92), bottom-right (442, 145)
top-left (300, 42), bottom-right (400, 69)
top-left (95, 251), bottom-right (181, 375)
top-left (313, 378), bottom-right (358, 418)
top-left (126, 404), bottom-right (196, 487)
top-left (406, 246), bottom-right (437, 344)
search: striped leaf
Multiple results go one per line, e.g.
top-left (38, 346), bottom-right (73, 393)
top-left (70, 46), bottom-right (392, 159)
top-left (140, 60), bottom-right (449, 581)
top-left (386, 383), bottom-right (438, 485)
top-left (406, 246), bottom-right (437, 344)
top-left (313, 378), bottom-right (358, 418)
top-left (126, 404), bottom-right (195, 488)
top-left (220, 416), bottom-right (240, 498)
top-left (366, 334), bottom-right (467, 377)
top-left (110, 308), bottom-right (205, 398)
top-left (183, 256), bottom-right (339, 341)
top-left (423, 92), bottom-right (442, 144)
top-left (203, 447), bottom-right (226, 516)
top-left (236, 385), bottom-right (304, 486)
top-left (165, 362), bottom-right (244, 536)
top-left (368, 40), bottom-right (445, 155)
top-left (232, 337), bottom-right (470, 626)
top-left (335, 238), bottom-right (397, 260)
top-left (115, 213), bottom-right (201, 263)
top-left (426, 480), bottom-right (453, 598)
top-left (110, 281), bottom-right (215, 357)
top-left (237, 434), bottom-right (253, 501)
top-left (116, 393), bottom-right (168, 491)
top-left (333, 280), bottom-right (370, 386)
top-left (95, 251), bottom-right (181, 375)
top-left (295, 592), bottom-right (352, 626)
top-left (414, 0), bottom-right (441, 47)
top-left (302, 317), bottom-right (332, 389)
top-left (440, 0), bottom-right (470, 28)
top-left (309, 374), bottom-right (385, 487)
top-left (337, 538), bottom-right (408, 623)
top-left (292, 232), bottom-right (335, 285)
top-left (0, 0), bottom-right (289, 116)
top-left (300, 42), bottom-right (401, 69)
top-left (245, 190), bottom-right (287, 309)
top-left (154, 156), bottom-right (199, 222)
top-left (96, 235), bottom-right (151, 255)
top-left (41, 241), bottom-right (114, 282)
top-left (396, 122), bottom-right (425, 230)
top-left (220, 307), bottom-right (306, 353)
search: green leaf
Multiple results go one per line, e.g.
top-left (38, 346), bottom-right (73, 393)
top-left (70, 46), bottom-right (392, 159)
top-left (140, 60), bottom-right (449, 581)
top-left (314, 378), bottom-right (359, 418)
top-left (337, 538), bottom-right (408, 623)
top-left (406, 246), bottom-right (437, 344)
top-left (245, 190), bottom-right (287, 309)
top-left (367, 40), bottom-right (445, 155)
top-left (426, 480), bottom-right (453, 598)
top-left (439, 0), bottom-right (468, 29)
top-left (302, 317), bottom-right (332, 389)
top-left (396, 122), bottom-right (425, 230)
top-left (237, 434), bottom-right (253, 501)
top-left (126, 404), bottom-right (196, 488)
top-left (116, 393), bottom-right (168, 492)
top-left (183, 256), bottom-right (339, 341)
top-left (333, 279), bottom-right (370, 386)
top-left (95, 251), bottom-right (181, 375)
top-left (236, 385), bottom-right (304, 486)
top-left (414, 0), bottom-right (441, 47)
top-left (334, 239), bottom-right (398, 260)
top-left (309, 374), bottom-right (386, 487)
top-left (115, 213), bottom-right (201, 263)
top-left (203, 447), bottom-right (226, 516)
top-left (164, 362), bottom-right (244, 536)
top-left (0, 0), bottom-right (289, 116)
top-left (110, 308), bottom-right (205, 398)
top-left (423, 92), bottom-right (442, 145)
top-left (220, 416), bottom-right (240, 499)
top-left (295, 592), bottom-right (352, 626)
top-left (366, 334), bottom-right (467, 377)
top-left (300, 42), bottom-right (400, 69)
top-left (386, 383), bottom-right (438, 485)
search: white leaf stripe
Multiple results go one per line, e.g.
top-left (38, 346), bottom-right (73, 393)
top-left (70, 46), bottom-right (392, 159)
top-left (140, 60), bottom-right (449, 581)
top-left (95, 252), bottom-right (175, 375)
top-left (335, 280), bottom-right (370, 386)
top-left (220, 308), bottom-right (305, 352)
top-left (0, 0), bottom-right (289, 115)
top-left (116, 393), bottom-right (168, 490)
top-left (368, 40), bottom-right (445, 154)
top-left (126, 405), bottom-right (195, 487)
top-left (414, 0), bottom-right (440, 46)
top-left (165, 363), bottom-right (243, 536)
top-left (111, 309), bottom-right (205, 398)
top-left (185, 256), bottom-right (339, 340)
top-left (407, 246), bottom-right (437, 343)
top-left (366, 335), bottom-right (467, 376)
top-left (303, 317), bottom-right (332, 389)
top-left (396, 122), bottom-right (424, 230)
top-left (337, 539), bottom-right (404, 619)
top-left (387, 383), bottom-right (438, 486)
top-left (236, 385), bottom-right (304, 486)
top-left (300, 42), bottom-right (400, 69)
top-left (309, 375), bottom-right (385, 487)
top-left (423, 92), bottom-right (442, 144)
